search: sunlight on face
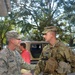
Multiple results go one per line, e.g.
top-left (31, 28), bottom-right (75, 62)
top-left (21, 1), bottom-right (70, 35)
top-left (10, 38), bottom-right (21, 47)
top-left (43, 32), bottom-right (53, 42)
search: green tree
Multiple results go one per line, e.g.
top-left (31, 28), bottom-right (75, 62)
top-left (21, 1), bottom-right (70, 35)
top-left (15, 0), bottom-right (64, 41)
top-left (11, 0), bottom-right (75, 44)
top-left (0, 12), bottom-right (19, 48)
top-left (1, 0), bottom-right (75, 48)
top-left (58, 0), bottom-right (75, 45)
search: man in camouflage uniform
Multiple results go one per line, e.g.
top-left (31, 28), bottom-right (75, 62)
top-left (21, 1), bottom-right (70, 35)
top-left (34, 26), bottom-right (72, 75)
top-left (0, 30), bottom-right (35, 75)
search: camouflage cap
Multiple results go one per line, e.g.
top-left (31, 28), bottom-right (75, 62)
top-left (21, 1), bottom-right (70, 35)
top-left (6, 30), bottom-right (21, 41)
top-left (42, 26), bottom-right (57, 34)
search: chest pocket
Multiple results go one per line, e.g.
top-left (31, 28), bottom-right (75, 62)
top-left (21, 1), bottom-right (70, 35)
top-left (7, 55), bottom-right (17, 70)
top-left (42, 49), bottom-right (52, 60)
top-left (7, 56), bottom-right (21, 75)
top-left (7, 51), bottom-right (20, 71)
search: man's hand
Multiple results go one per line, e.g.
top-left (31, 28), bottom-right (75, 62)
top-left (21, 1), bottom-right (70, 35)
top-left (22, 72), bottom-right (32, 75)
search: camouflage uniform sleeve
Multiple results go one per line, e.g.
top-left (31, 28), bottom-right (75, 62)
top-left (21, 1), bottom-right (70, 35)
top-left (0, 53), bottom-right (8, 75)
top-left (21, 62), bottom-right (36, 70)
top-left (56, 42), bottom-right (72, 73)
top-left (59, 43), bottom-right (71, 62)
top-left (34, 60), bottom-right (45, 75)
top-left (34, 55), bottom-right (43, 75)
top-left (15, 50), bottom-right (36, 70)
top-left (34, 45), bottom-right (49, 75)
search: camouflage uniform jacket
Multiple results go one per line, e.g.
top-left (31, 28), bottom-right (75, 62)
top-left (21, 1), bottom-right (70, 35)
top-left (0, 47), bottom-right (35, 75)
top-left (34, 40), bottom-right (72, 75)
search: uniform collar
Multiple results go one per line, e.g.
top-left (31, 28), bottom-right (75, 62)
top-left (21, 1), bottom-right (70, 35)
top-left (50, 40), bottom-right (60, 48)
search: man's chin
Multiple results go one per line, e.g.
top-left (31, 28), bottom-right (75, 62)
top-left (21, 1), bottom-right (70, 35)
top-left (15, 44), bottom-right (20, 48)
top-left (45, 40), bottom-right (49, 42)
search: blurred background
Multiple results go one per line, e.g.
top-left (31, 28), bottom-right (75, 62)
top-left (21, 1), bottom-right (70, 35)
top-left (0, 0), bottom-right (75, 51)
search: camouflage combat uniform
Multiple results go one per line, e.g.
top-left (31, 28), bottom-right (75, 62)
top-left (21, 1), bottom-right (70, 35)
top-left (34, 40), bottom-right (72, 75)
top-left (0, 47), bottom-right (35, 75)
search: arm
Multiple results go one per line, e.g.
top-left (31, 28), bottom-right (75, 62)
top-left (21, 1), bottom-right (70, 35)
top-left (34, 60), bottom-right (45, 75)
top-left (56, 43), bottom-right (72, 73)
top-left (0, 58), bottom-right (8, 75)
top-left (21, 62), bottom-right (36, 70)
top-left (34, 49), bottom-right (47, 75)
top-left (15, 50), bottom-right (36, 70)
top-left (58, 44), bottom-right (71, 62)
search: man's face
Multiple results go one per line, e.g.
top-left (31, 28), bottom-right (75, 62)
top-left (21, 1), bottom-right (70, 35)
top-left (10, 38), bottom-right (21, 47)
top-left (43, 32), bottom-right (53, 42)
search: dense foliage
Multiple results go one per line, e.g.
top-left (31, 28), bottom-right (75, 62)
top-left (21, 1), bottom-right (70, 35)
top-left (0, 0), bottom-right (75, 48)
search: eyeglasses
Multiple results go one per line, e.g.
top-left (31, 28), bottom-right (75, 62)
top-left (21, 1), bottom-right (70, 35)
top-left (16, 38), bottom-right (21, 40)
top-left (18, 39), bottom-right (21, 40)
top-left (42, 33), bottom-right (47, 35)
